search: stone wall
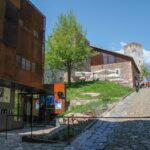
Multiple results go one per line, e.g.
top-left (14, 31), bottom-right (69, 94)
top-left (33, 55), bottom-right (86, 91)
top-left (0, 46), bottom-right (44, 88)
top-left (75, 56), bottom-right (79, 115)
top-left (63, 57), bottom-right (91, 83)
top-left (44, 69), bottom-right (64, 84)
top-left (91, 61), bottom-right (134, 87)
top-left (124, 43), bottom-right (144, 70)
top-left (131, 63), bottom-right (140, 87)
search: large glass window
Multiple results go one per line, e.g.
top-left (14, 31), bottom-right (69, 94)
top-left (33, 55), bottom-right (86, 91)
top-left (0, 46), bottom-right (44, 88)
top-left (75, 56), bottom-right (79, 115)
top-left (17, 56), bottom-right (32, 71)
top-left (16, 55), bottom-right (22, 68)
top-left (108, 55), bottom-right (115, 64)
top-left (103, 53), bottom-right (108, 64)
top-left (13, 89), bottom-right (23, 121)
top-left (26, 60), bottom-right (31, 71)
top-left (21, 57), bottom-right (26, 70)
top-left (0, 87), bottom-right (11, 103)
top-left (16, 55), bottom-right (37, 73)
top-left (103, 53), bottom-right (117, 64)
top-left (32, 62), bottom-right (36, 72)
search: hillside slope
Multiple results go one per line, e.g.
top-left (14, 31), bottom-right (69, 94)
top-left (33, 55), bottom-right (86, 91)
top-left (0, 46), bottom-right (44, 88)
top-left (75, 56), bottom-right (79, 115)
top-left (65, 81), bottom-right (132, 114)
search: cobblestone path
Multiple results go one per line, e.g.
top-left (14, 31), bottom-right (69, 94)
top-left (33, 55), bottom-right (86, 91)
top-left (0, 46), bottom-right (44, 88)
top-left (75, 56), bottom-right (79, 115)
top-left (65, 88), bottom-right (150, 150)
top-left (1, 89), bottom-right (150, 150)
top-left (0, 126), bottom-right (66, 150)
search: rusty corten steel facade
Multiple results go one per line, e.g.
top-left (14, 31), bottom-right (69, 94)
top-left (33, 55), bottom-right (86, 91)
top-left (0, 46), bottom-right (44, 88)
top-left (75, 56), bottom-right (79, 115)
top-left (0, 0), bottom-right (45, 89)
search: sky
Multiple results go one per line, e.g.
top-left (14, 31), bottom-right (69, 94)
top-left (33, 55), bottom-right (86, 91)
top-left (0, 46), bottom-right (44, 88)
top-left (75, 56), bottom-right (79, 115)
top-left (31, 0), bottom-right (150, 63)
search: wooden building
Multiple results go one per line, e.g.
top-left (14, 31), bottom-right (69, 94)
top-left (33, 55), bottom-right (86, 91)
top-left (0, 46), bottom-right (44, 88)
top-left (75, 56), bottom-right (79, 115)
top-left (90, 46), bottom-right (140, 87)
top-left (0, 0), bottom-right (45, 131)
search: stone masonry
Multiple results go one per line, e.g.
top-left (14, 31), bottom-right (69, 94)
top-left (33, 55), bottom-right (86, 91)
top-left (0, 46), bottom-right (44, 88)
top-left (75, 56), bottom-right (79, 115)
top-left (91, 61), bottom-right (135, 87)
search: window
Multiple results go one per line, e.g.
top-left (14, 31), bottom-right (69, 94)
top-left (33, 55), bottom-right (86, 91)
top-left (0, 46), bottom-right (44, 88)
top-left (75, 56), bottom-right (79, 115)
top-left (5, 0), bottom-right (18, 23)
top-left (103, 53), bottom-right (115, 64)
top-left (4, 20), bottom-right (17, 48)
top-left (16, 55), bottom-right (22, 68)
top-left (108, 55), bottom-right (115, 64)
top-left (132, 49), bottom-right (136, 52)
top-left (21, 58), bottom-right (26, 70)
top-left (19, 19), bottom-right (23, 26)
top-left (32, 62), bottom-right (36, 72)
top-left (103, 53), bottom-right (108, 64)
top-left (115, 68), bottom-right (120, 75)
top-left (33, 30), bottom-right (39, 38)
top-left (26, 60), bottom-right (31, 71)
top-left (16, 56), bottom-right (33, 72)
top-left (42, 43), bottom-right (45, 51)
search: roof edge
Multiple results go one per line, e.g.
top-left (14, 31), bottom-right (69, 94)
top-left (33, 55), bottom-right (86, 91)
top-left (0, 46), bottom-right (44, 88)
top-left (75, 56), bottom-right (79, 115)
top-left (90, 45), bottom-right (140, 73)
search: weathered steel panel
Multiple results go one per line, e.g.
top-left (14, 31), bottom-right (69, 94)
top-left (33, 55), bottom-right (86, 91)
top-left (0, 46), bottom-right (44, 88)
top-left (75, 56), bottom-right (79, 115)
top-left (17, 28), bottom-right (33, 58)
top-left (31, 73), bottom-right (43, 88)
top-left (15, 69), bottom-right (32, 86)
top-left (0, 0), bottom-right (45, 89)
top-left (4, 46), bottom-right (16, 80)
top-left (0, 43), bottom-right (5, 75)
top-left (0, 0), bottom-right (5, 39)
top-left (10, 0), bottom-right (20, 8)
top-left (5, 0), bottom-right (18, 23)
top-left (3, 20), bottom-right (18, 48)
top-left (20, 0), bottom-right (33, 28)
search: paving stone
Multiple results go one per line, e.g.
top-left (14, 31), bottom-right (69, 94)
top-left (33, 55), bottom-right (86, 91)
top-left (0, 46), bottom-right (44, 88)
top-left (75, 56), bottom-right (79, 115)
top-left (64, 89), bottom-right (150, 150)
top-left (14, 147), bottom-right (24, 150)
top-left (1, 89), bottom-right (150, 150)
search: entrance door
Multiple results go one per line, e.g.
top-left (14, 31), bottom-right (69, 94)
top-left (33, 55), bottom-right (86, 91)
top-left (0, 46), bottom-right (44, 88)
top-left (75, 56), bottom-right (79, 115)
top-left (23, 96), bottom-right (32, 123)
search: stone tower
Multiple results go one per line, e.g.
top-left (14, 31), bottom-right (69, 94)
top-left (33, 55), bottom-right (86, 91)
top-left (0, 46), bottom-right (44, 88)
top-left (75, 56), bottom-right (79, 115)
top-left (123, 42), bottom-right (144, 70)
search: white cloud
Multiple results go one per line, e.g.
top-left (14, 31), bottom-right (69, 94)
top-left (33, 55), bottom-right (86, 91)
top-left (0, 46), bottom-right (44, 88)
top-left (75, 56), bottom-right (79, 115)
top-left (120, 41), bottom-right (127, 47)
top-left (115, 48), bottom-right (150, 65)
top-left (143, 49), bottom-right (150, 64)
top-left (115, 49), bottom-right (124, 54)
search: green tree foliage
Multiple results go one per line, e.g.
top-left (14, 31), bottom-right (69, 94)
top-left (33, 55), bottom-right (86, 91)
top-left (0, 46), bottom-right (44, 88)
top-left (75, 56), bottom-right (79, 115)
top-left (140, 64), bottom-right (150, 80)
top-left (45, 11), bottom-right (91, 84)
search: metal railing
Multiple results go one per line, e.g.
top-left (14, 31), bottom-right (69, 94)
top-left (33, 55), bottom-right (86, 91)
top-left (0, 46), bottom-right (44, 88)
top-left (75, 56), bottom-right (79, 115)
top-left (5, 115), bottom-right (150, 145)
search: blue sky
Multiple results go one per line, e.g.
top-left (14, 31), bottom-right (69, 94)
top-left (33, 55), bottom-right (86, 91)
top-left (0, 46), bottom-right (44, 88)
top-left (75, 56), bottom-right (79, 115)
top-left (31, 0), bottom-right (150, 61)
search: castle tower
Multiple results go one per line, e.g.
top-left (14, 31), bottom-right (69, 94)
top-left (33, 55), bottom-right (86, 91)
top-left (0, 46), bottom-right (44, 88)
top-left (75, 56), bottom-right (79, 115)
top-left (123, 42), bottom-right (144, 71)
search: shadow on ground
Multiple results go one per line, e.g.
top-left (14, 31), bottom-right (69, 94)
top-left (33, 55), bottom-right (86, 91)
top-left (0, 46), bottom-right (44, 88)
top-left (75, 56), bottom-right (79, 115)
top-left (1, 117), bottom-right (150, 150)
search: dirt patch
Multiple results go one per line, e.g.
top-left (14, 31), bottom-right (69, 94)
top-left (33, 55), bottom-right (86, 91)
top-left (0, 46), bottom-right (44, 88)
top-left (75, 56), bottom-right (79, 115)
top-left (82, 92), bottom-right (100, 97)
top-left (70, 99), bottom-right (90, 106)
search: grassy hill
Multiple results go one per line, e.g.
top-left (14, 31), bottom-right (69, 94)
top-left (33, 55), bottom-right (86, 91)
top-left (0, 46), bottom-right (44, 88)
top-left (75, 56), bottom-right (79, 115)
top-left (64, 81), bottom-right (133, 115)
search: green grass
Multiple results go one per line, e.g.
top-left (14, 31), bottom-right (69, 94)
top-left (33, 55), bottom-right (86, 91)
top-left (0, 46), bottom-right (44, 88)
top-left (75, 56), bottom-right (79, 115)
top-left (63, 81), bottom-right (133, 115)
top-left (67, 81), bottom-right (132, 100)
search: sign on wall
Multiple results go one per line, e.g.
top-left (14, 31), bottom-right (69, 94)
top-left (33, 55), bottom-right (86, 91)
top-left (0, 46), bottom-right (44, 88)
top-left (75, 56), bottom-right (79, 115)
top-left (0, 87), bottom-right (11, 103)
top-left (55, 100), bottom-right (62, 109)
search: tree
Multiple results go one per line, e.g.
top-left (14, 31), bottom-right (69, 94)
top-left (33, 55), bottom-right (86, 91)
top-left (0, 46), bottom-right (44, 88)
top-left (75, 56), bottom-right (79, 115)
top-left (140, 64), bottom-right (150, 80)
top-left (45, 11), bottom-right (91, 85)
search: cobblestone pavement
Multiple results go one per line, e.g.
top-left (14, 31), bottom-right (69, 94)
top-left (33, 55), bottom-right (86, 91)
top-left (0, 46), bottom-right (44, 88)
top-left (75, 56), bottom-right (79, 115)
top-left (1, 89), bottom-right (150, 150)
top-left (0, 126), bottom-right (67, 150)
top-left (65, 88), bottom-right (150, 150)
